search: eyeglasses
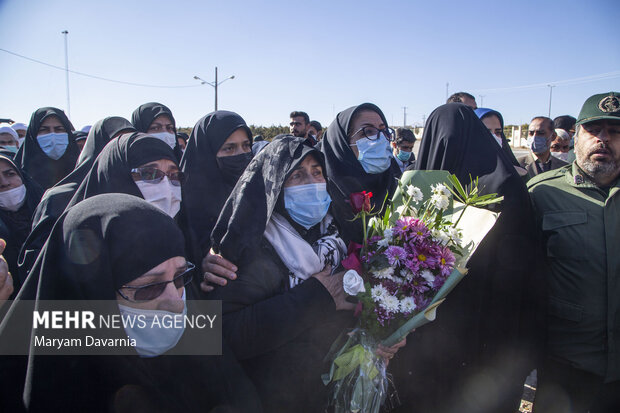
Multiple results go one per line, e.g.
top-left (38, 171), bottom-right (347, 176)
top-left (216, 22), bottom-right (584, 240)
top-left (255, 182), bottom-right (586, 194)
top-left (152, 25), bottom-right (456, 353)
top-left (351, 126), bottom-right (396, 142)
top-left (131, 167), bottom-right (185, 186)
top-left (117, 262), bottom-right (195, 302)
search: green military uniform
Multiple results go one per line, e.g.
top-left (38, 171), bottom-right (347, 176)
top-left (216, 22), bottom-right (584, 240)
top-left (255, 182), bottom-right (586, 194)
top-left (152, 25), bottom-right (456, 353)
top-left (528, 162), bottom-right (620, 382)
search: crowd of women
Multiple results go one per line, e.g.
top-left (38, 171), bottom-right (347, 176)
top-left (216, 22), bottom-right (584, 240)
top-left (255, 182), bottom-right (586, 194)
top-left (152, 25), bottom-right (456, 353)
top-left (0, 101), bottom-right (540, 412)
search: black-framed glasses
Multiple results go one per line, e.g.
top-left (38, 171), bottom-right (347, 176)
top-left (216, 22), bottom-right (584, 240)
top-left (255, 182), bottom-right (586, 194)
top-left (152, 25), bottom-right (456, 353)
top-left (131, 167), bottom-right (185, 186)
top-left (117, 262), bottom-right (195, 302)
top-left (351, 126), bottom-right (396, 142)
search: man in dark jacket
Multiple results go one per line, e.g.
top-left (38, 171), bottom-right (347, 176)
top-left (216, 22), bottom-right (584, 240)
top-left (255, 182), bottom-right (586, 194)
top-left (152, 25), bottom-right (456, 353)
top-left (518, 116), bottom-right (568, 180)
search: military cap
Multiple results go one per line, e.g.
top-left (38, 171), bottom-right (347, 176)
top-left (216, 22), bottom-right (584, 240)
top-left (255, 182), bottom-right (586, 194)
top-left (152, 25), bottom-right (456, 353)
top-left (576, 92), bottom-right (620, 125)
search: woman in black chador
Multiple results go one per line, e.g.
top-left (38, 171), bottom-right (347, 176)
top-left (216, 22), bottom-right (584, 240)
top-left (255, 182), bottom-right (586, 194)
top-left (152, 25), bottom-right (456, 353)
top-left (18, 117), bottom-right (135, 284)
top-left (396, 103), bottom-right (543, 413)
top-left (15, 107), bottom-right (79, 190)
top-left (317, 103), bottom-right (401, 245)
top-left (0, 193), bottom-right (261, 412)
top-left (131, 102), bottom-right (183, 161)
top-left (0, 155), bottom-right (42, 291)
top-left (180, 110), bottom-right (253, 266)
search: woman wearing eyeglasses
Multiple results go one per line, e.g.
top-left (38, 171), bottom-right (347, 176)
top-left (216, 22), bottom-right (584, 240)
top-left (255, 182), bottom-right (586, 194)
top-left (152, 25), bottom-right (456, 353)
top-left (18, 117), bottom-right (135, 286)
top-left (0, 193), bottom-right (261, 412)
top-left (65, 131), bottom-right (184, 219)
top-left (317, 103), bottom-right (401, 245)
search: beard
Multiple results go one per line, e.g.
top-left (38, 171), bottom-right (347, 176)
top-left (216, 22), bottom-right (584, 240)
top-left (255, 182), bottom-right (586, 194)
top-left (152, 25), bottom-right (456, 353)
top-left (575, 141), bottom-right (619, 181)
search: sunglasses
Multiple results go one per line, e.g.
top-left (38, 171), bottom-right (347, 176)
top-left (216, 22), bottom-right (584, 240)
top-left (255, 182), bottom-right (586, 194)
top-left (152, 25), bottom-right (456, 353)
top-left (131, 167), bottom-right (185, 186)
top-left (117, 262), bottom-right (195, 302)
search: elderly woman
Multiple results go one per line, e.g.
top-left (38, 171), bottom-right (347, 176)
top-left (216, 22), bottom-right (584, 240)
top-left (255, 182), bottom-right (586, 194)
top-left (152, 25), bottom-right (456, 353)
top-left (209, 136), bottom-right (403, 411)
top-left (0, 193), bottom-right (260, 412)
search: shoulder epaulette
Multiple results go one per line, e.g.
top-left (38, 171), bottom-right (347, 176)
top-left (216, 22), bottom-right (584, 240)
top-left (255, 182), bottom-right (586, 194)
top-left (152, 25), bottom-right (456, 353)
top-left (527, 165), bottom-right (570, 190)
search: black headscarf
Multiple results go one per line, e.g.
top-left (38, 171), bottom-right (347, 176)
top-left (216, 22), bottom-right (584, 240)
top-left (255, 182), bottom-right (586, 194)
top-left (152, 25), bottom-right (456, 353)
top-left (18, 118), bottom-right (136, 284)
top-left (317, 103), bottom-right (399, 244)
top-left (180, 111), bottom-right (252, 260)
top-left (395, 103), bottom-right (541, 412)
top-left (474, 107), bottom-right (521, 167)
top-left (211, 135), bottom-right (320, 264)
top-left (131, 102), bottom-right (183, 161)
top-left (14, 107), bottom-right (79, 190)
top-left (0, 194), bottom-right (261, 412)
top-left (0, 155), bottom-right (42, 290)
top-left (65, 132), bottom-right (177, 211)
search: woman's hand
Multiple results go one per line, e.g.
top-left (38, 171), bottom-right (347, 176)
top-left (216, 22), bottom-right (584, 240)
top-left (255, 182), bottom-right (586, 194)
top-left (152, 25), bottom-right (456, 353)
top-left (0, 239), bottom-right (14, 301)
top-left (376, 337), bottom-right (407, 366)
top-left (312, 267), bottom-right (356, 311)
top-left (200, 249), bottom-right (238, 293)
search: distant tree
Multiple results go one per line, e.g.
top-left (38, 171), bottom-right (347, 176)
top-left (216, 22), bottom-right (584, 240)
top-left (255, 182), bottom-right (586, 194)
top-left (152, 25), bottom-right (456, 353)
top-left (177, 127), bottom-right (192, 136)
top-left (248, 125), bottom-right (289, 140)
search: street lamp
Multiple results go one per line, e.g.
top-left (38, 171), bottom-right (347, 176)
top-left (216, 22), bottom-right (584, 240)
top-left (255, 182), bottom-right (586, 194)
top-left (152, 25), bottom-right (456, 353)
top-left (194, 67), bottom-right (235, 111)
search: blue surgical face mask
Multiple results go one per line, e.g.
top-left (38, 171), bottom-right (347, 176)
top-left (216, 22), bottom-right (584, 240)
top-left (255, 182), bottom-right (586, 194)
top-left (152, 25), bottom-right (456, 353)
top-left (37, 132), bottom-right (69, 160)
top-left (283, 183), bottom-right (331, 229)
top-left (117, 289), bottom-right (187, 357)
top-left (527, 135), bottom-right (550, 154)
top-left (396, 150), bottom-right (412, 162)
top-left (353, 134), bottom-right (392, 174)
top-left (1, 145), bottom-right (18, 154)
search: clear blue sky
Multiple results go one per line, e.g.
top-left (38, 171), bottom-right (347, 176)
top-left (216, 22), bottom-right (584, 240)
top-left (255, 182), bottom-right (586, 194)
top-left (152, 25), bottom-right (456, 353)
top-left (1, 0), bottom-right (619, 130)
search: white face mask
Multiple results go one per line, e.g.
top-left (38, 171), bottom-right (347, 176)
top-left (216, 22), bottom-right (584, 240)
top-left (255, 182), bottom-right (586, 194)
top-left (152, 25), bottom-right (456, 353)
top-left (149, 132), bottom-right (176, 149)
top-left (551, 151), bottom-right (569, 162)
top-left (117, 289), bottom-right (186, 357)
top-left (491, 133), bottom-right (503, 147)
top-left (134, 176), bottom-right (182, 218)
top-left (0, 184), bottom-right (27, 211)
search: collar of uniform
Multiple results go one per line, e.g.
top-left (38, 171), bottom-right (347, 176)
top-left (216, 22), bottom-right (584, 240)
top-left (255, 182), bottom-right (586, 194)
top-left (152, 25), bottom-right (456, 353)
top-left (567, 162), bottom-right (620, 191)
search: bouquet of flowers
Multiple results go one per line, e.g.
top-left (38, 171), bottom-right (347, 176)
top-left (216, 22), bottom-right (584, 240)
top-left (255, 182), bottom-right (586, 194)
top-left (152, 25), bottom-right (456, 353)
top-left (323, 170), bottom-right (502, 413)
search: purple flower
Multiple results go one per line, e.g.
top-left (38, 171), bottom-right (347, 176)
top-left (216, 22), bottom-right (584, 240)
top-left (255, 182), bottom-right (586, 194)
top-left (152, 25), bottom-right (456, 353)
top-left (384, 245), bottom-right (407, 267)
top-left (437, 246), bottom-right (456, 276)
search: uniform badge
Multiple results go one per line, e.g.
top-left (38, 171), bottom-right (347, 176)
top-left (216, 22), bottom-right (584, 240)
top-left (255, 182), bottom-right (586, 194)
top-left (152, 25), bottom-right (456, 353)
top-left (598, 95), bottom-right (620, 113)
top-left (574, 175), bottom-right (584, 185)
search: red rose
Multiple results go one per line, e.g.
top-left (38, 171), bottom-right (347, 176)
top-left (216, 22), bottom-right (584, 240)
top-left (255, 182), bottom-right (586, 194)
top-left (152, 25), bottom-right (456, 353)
top-left (349, 191), bottom-right (373, 214)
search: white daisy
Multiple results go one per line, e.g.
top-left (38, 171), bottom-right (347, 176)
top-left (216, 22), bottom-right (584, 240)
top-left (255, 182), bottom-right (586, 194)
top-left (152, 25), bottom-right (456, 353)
top-left (371, 285), bottom-right (388, 302)
top-left (380, 294), bottom-right (400, 313)
top-left (372, 266), bottom-right (394, 280)
top-left (420, 269), bottom-right (435, 286)
top-left (399, 296), bottom-right (417, 314)
top-left (406, 185), bottom-right (424, 202)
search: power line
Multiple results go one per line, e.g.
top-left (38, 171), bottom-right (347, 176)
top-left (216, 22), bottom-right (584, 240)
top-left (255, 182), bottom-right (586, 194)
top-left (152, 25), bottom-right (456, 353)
top-left (0, 47), bottom-right (201, 89)
top-left (471, 71), bottom-right (620, 94)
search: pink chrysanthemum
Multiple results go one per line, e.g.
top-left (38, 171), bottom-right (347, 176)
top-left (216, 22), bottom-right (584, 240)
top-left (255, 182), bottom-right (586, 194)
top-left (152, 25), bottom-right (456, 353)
top-left (384, 245), bottom-right (407, 267)
top-left (437, 246), bottom-right (456, 276)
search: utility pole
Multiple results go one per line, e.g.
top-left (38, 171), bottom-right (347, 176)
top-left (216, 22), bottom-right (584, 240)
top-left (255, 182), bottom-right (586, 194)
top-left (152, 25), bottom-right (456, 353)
top-left (214, 67), bottom-right (218, 111)
top-left (61, 30), bottom-right (70, 118)
top-left (547, 85), bottom-right (555, 117)
top-left (402, 106), bottom-right (407, 127)
top-left (193, 67), bottom-right (235, 111)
